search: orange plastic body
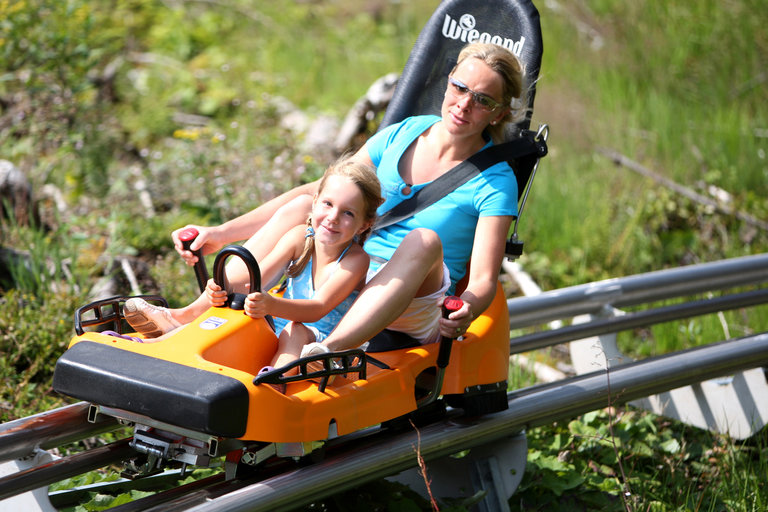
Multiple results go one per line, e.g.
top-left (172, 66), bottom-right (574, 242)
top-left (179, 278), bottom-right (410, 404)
top-left (64, 283), bottom-right (510, 443)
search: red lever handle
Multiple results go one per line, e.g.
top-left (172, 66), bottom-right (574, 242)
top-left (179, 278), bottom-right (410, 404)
top-left (438, 295), bottom-right (464, 368)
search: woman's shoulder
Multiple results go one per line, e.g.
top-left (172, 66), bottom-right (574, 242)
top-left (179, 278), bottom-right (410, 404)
top-left (396, 114), bottom-right (441, 132)
top-left (374, 115), bottom-right (440, 141)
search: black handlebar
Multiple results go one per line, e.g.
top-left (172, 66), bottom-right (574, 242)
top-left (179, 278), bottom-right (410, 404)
top-left (212, 245), bottom-right (261, 310)
top-left (178, 228), bottom-right (210, 293)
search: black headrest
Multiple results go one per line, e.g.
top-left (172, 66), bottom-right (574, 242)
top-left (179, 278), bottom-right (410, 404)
top-left (380, 0), bottom-right (543, 133)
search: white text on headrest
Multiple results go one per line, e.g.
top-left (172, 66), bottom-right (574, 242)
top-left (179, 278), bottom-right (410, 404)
top-left (442, 13), bottom-right (526, 57)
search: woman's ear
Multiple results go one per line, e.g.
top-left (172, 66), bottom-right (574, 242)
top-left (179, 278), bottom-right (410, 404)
top-left (490, 107), bottom-right (511, 126)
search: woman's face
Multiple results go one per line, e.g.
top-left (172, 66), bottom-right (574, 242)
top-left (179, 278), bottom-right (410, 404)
top-left (441, 57), bottom-right (508, 137)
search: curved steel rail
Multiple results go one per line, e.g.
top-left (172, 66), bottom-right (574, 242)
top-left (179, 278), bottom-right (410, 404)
top-left (176, 332), bottom-right (768, 512)
top-left (108, 332), bottom-right (768, 512)
top-left (0, 402), bottom-right (119, 463)
top-left (0, 438), bottom-right (135, 501)
top-left (506, 252), bottom-right (768, 328)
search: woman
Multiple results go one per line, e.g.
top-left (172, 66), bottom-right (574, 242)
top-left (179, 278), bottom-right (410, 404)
top-left (161, 42), bottom-right (526, 352)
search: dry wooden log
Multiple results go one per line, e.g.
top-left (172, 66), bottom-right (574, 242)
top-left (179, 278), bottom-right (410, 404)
top-left (334, 73), bottom-right (399, 155)
top-left (597, 147), bottom-right (768, 233)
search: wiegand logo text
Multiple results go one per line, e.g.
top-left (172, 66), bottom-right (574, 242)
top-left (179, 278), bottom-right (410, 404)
top-left (442, 13), bottom-right (526, 57)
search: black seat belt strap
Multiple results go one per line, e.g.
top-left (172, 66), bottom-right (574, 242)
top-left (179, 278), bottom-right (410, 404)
top-left (374, 134), bottom-right (545, 231)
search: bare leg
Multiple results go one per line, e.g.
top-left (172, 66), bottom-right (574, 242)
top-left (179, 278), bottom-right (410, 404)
top-left (167, 194), bottom-right (313, 325)
top-left (223, 194), bottom-right (313, 294)
top-left (271, 322), bottom-right (315, 370)
top-left (323, 228), bottom-right (445, 351)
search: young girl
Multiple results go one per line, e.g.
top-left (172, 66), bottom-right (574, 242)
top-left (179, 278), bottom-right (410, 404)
top-left (126, 159), bottom-right (383, 368)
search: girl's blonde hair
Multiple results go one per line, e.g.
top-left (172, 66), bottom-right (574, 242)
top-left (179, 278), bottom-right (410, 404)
top-left (451, 42), bottom-right (529, 142)
top-left (286, 158), bottom-right (383, 277)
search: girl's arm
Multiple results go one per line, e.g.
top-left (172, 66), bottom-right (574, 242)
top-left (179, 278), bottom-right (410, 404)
top-left (205, 226), bottom-right (304, 308)
top-left (245, 247), bottom-right (370, 322)
top-left (439, 215), bottom-right (513, 337)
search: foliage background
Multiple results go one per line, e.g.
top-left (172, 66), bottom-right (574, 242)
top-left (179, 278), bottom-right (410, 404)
top-left (1, 0), bottom-right (767, 510)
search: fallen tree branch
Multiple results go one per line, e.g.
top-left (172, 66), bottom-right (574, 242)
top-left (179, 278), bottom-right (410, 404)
top-left (597, 147), bottom-right (768, 233)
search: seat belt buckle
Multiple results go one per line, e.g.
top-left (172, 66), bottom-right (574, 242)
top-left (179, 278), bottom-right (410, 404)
top-left (505, 237), bottom-right (524, 260)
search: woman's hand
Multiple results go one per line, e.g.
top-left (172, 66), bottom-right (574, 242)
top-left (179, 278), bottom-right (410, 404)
top-left (204, 279), bottom-right (228, 307)
top-left (438, 296), bottom-right (474, 339)
top-left (172, 225), bottom-right (225, 266)
top-left (244, 291), bottom-right (273, 319)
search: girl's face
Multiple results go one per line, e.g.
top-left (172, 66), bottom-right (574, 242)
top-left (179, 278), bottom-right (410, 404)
top-left (441, 57), bottom-right (508, 137)
top-left (311, 175), bottom-right (371, 249)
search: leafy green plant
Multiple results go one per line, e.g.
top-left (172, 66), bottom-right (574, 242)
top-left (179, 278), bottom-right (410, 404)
top-left (0, 288), bottom-right (83, 421)
top-left (513, 408), bottom-right (768, 511)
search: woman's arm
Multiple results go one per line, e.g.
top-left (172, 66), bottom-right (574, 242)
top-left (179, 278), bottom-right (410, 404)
top-left (441, 215), bottom-right (513, 336)
top-left (349, 145), bottom-right (375, 168)
top-left (172, 181), bottom-right (320, 262)
top-left (172, 143), bottom-right (375, 265)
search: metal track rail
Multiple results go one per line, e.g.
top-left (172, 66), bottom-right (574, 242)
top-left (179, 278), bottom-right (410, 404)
top-left (0, 402), bottom-right (119, 463)
top-left (56, 472), bottom-right (230, 512)
top-left (0, 438), bottom-right (135, 501)
top-left (510, 286), bottom-right (768, 353)
top-left (8, 330), bottom-right (764, 510)
top-left (506, 252), bottom-right (768, 328)
top-left (122, 332), bottom-right (768, 512)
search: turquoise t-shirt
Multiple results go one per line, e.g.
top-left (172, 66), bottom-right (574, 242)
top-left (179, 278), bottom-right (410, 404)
top-left (364, 115), bottom-right (518, 294)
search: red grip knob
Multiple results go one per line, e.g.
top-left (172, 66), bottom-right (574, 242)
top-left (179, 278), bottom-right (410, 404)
top-left (178, 227), bottom-right (199, 243)
top-left (443, 296), bottom-right (463, 314)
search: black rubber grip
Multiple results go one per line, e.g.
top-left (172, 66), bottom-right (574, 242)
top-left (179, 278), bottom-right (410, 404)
top-left (179, 227), bottom-right (210, 293)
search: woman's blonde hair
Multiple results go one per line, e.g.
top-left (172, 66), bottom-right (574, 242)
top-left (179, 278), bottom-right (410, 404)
top-left (286, 158), bottom-right (383, 277)
top-left (451, 42), bottom-right (529, 142)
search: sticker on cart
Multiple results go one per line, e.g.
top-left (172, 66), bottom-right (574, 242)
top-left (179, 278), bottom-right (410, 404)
top-left (199, 317), bottom-right (227, 330)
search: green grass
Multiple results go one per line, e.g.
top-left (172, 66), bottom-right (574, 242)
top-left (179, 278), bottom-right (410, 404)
top-left (513, 408), bottom-right (768, 511)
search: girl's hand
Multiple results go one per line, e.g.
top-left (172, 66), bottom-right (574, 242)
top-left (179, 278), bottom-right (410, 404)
top-left (204, 279), bottom-right (228, 307)
top-left (437, 296), bottom-right (474, 339)
top-left (244, 291), bottom-right (272, 319)
top-left (172, 225), bottom-right (223, 265)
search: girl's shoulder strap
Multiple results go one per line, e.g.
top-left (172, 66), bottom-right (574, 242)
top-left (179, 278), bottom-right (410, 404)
top-left (335, 241), bottom-right (355, 264)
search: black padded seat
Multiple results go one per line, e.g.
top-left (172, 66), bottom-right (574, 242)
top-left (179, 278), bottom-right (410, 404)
top-left (380, 0), bottom-right (543, 133)
top-left (366, 329), bottom-right (422, 353)
top-left (53, 342), bottom-right (249, 438)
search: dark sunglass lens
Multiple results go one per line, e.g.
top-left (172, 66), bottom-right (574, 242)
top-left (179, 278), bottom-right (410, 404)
top-left (476, 96), bottom-right (493, 109)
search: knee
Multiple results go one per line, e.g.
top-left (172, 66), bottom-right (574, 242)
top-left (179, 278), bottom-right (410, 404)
top-left (401, 228), bottom-right (443, 260)
top-left (280, 322), bottom-right (314, 346)
top-left (276, 195), bottom-right (313, 222)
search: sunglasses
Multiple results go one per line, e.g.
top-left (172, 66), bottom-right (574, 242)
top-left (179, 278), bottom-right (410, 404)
top-left (447, 77), bottom-right (503, 112)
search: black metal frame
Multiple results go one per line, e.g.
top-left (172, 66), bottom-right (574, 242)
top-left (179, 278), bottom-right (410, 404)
top-left (252, 349), bottom-right (391, 393)
top-left (74, 295), bottom-right (168, 336)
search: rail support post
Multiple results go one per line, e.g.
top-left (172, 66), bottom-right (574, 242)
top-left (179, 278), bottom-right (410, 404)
top-left (569, 309), bottom-right (768, 439)
top-left (387, 431), bottom-right (527, 510)
top-left (0, 449), bottom-right (57, 512)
